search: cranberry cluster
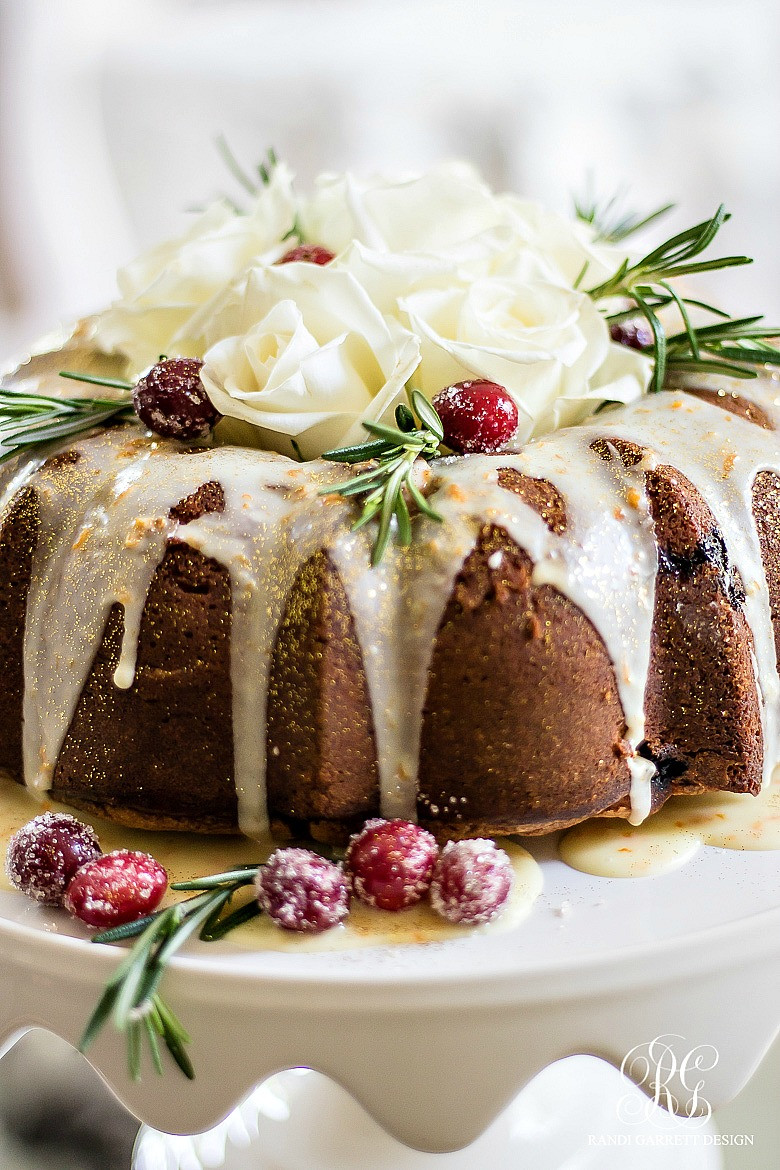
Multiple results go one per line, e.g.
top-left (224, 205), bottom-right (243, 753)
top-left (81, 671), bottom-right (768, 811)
top-left (257, 819), bottom-right (514, 932)
top-left (6, 813), bottom-right (167, 928)
top-left (7, 813), bottom-right (513, 937)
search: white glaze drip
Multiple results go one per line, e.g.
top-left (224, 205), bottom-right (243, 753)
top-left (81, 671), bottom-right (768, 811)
top-left (327, 537), bottom-right (416, 819)
top-left (596, 383), bottom-right (780, 790)
top-left (401, 430), bottom-right (658, 820)
top-left (3, 363), bottom-right (780, 833)
top-left (22, 437), bottom-right (179, 790)
top-left (178, 453), bottom-right (368, 833)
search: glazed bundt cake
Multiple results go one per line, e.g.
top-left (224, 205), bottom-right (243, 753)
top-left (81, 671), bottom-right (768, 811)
top-left (0, 374), bottom-right (776, 843)
top-left (1, 161), bottom-right (777, 843)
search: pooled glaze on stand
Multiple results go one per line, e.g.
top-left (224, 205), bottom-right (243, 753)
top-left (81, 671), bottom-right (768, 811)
top-left (0, 776), bottom-right (541, 950)
top-left (560, 768), bottom-right (780, 877)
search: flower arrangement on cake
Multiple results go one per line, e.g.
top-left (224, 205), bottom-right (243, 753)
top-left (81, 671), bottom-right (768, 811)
top-left (7, 152), bottom-right (777, 564)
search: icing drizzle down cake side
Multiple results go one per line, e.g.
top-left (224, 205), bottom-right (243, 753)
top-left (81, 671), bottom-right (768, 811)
top-left (0, 374), bottom-right (777, 841)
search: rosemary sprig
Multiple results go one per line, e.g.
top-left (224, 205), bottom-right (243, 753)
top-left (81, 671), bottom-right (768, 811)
top-left (213, 139), bottom-right (298, 240)
top-left (663, 317), bottom-right (780, 380)
top-left (258, 147), bottom-right (279, 187)
top-left (0, 381), bottom-right (134, 464)
top-left (80, 865), bottom-right (261, 1081)
top-left (586, 205), bottom-right (748, 301)
top-left (574, 187), bottom-right (675, 243)
top-left (215, 136), bottom-right (279, 196)
top-left (320, 390), bottom-right (444, 565)
top-left (58, 371), bottom-right (134, 392)
top-left (584, 203), bottom-right (780, 390)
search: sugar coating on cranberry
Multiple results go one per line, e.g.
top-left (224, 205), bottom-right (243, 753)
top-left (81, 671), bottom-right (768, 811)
top-left (64, 850), bottom-right (168, 929)
top-left (278, 243), bottom-right (335, 266)
top-left (345, 819), bottom-right (439, 912)
top-left (609, 318), bottom-right (653, 350)
top-left (432, 380), bottom-right (519, 455)
top-left (133, 358), bottom-right (220, 441)
top-left (430, 839), bottom-right (514, 926)
top-left (256, 848), bottom-right (349, 933)
top-left (6, 812), bottom-right (101, 906)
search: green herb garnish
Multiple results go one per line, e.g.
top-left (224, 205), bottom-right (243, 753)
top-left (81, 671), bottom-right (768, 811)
top-left (215, 136), bottom-right (279, 196)
top-left (0, 380), bottom-right (134, 464)
top-left (574, 187), bottom-right (675, 244)
top-left (580, 202), bottom-right (779, 390)
top-left (214, 138), bottom-right (298, 239)
top-left (80, 865), bottom-right (262, 1081)
top-left (320, 390), bottom-right (445, 565)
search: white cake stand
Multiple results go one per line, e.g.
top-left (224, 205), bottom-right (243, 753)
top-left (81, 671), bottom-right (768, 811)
top-left (1, 836), bottom-right (778, 1168)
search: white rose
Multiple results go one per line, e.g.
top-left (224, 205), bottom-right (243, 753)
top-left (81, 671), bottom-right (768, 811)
top-left (500, 196), bottom-right (630, 289)
top-left (93, 157), bottom-right (652, 458)
top-left (401, 277), bottom-right (650, 442)
top-left (94, 163), bottom-right (297, 376)
top-left (302, 163), bottom-right (627, 291)
top-left (200, 263), bottom-right (420, 459)
top-left (332, 191), bottom-right (627, 336)
top-left (299, 161), bottom-right (507, 255)
top-left (337, 225), bottom-right (553, 319)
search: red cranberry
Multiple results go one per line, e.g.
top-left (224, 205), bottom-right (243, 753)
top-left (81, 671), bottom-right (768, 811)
top-left (278, 244), bottom-right (335, 266)
top-left (256, 848), bottom-right (349, 933)
top-left (64, 850), bottom-right (168, 929)
top-left (6, 812), bottom-right (101, 906)
top-left (432, 380), bottom-right (518, 455)
top-left (610, 318), bottom-right (653, 350)
top-left (133, 358), bottom-right (220, 441)
top-left (345, 819), bottom-right (438, 912)
top-left (430, 839), bottom-right (513, 926)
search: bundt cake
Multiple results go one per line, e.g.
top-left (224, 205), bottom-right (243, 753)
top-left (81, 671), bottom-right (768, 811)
top-left (0, 368), bottom-right (777, 843)
top-left (1, 161), bottom-right (777, 843)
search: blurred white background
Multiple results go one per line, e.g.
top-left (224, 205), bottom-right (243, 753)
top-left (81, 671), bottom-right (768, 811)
top-left (0, 1), bottom-right (779, 1166)
top-left (1, 0), bottom-right (780, 361)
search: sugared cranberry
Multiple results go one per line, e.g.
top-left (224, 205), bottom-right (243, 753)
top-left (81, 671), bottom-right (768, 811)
top-left (64, 850), bottom-right (168, 929)
top-left (430, 839), bottom-right (513, 926)
top-left (6, 812), bottom-right (101, 906)
top-left (278, 244), bottom-right (335, 266)
top-left (133, 358), bottom-right (220, 441)
top-left (610, 318), bottom-right (653, 350)
top-left (344, 819), bottom-right (438, 912)
top-left (432, 380), bottom-right (518, 455)
top-left (256, 848), bottom-right (349, 933)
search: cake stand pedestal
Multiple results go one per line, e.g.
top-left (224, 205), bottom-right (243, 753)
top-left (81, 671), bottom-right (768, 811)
top-left (131, 1063), bottom-right (726, 1169)
top-left (0, 837), bottom-right (778, 1167)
